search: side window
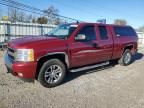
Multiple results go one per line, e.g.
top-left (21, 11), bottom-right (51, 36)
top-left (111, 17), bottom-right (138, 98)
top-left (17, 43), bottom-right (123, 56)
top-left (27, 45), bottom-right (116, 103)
top-left (77, 26), bottom-right (96, 41)
top-left (98, 26), bottom-right (108, 40)
top-left (114, 26), bottom-right (136, 36)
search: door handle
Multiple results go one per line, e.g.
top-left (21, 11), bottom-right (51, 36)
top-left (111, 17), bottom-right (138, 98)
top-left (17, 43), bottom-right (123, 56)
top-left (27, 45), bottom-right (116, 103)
top-left (92, 43), bottom-right (99, 48)
top-left (104, 46), bottom-right (111, 48)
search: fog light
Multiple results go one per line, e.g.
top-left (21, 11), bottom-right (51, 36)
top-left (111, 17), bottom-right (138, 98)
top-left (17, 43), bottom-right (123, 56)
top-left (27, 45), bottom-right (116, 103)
top-left (18, 73), bottom-right (23, 77)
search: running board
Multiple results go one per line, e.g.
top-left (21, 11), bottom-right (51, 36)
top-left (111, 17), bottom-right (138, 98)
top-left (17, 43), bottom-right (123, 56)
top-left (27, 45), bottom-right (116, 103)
top-left (70, 61), bottom-right (109, 73)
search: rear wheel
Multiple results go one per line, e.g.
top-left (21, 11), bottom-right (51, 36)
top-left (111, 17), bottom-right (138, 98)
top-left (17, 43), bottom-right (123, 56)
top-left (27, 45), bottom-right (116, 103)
top-left (38, 59), bottom-right (66, 88)
top-left (118, 49), bottom-right (132, 66)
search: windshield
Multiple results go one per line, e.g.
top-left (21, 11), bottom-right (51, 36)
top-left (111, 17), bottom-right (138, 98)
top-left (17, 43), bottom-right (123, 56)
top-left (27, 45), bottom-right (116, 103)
top-left (46, 24), bottom-right (78, 39)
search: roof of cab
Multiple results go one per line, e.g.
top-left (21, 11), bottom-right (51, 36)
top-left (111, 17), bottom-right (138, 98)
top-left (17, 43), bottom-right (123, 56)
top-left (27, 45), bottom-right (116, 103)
top-left (74, 22), bottom-right (132, 27)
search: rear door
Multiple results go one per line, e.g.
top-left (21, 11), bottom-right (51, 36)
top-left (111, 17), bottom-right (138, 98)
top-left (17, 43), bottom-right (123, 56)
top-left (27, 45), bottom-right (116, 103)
top-left (111, 26), bottom-right (138, 59)
top-left (95, 25), bottom-right (113, 62)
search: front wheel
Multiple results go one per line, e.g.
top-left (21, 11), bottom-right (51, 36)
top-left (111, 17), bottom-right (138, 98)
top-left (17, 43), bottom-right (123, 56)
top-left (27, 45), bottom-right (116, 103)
top-left (118, 49), bottom-right (132, 66)
top-left (38, 59), bottom-right (66, 88)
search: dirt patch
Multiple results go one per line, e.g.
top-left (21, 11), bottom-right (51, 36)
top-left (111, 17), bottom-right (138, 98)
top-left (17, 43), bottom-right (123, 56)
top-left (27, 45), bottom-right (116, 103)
top-left (0, 50), bottom-right (144, 108)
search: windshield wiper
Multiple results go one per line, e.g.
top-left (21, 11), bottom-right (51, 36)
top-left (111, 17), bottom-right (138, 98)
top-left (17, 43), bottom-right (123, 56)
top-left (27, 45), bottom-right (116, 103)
top-left (45, 34), bottom-right (57, 37)
top-left (45, 34), bottom-right (67, 39)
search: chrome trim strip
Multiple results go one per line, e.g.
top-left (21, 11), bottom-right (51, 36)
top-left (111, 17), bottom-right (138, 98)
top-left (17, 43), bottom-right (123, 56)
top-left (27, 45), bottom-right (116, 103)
top-left (77, 50), bottom-right (102, 54)
top-left (70, 61), bottom-right (109, 72)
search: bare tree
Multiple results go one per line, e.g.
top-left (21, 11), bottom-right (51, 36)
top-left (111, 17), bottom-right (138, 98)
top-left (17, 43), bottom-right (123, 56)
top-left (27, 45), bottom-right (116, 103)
top-left (114, 19), bottom-right (127, 25)
top-left (25, 15), bottom-right (32, 23)
top-left (7, 6), bottom-right (62, 24)
top-left (9, 8), bottom-right (18, 22)
top-left (54, 18), bottom-right (61, 25)
top-left (18, 12), bottom-right (26, 22)
top-left (32, 16), bottom-right (36, 23)
top-left (8, 7), bottom-right (33, 23)
top-left (44, 6), bottom-right (61, 24)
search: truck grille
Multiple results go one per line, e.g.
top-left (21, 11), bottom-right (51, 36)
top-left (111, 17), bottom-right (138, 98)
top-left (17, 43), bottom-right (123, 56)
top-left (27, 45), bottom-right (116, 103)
top-left (7, 47), bottom-right (15, 60)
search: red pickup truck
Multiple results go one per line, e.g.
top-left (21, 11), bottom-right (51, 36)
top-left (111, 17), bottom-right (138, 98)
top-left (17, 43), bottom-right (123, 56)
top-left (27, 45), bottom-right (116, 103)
top-left (4, 23), bottom-right (138, 87)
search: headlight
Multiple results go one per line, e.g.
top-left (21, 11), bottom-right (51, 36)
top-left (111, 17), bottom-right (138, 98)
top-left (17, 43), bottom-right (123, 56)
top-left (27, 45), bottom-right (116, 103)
top-left (14, 49), bottom-right (34, 62)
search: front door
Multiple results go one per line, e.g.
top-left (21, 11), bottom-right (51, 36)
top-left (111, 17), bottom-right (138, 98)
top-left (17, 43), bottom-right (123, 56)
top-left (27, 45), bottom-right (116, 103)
top-left (69, 25), bottom-right (99, 67)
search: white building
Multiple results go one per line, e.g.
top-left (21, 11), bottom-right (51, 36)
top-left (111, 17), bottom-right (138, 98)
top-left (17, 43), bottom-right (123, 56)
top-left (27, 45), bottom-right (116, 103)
top-left (137, 31), bottom-right (144, 47)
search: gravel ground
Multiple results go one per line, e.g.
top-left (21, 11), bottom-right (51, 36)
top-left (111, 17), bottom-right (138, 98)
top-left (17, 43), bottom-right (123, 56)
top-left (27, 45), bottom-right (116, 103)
top-left (0, 49), bottom-right (144, 108)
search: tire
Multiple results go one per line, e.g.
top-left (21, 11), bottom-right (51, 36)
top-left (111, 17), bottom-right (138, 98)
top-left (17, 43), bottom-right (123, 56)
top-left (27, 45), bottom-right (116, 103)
top-left (38, 59), bottom-right (66, 88)
top-left (118, 49), bottom-right (132, 66)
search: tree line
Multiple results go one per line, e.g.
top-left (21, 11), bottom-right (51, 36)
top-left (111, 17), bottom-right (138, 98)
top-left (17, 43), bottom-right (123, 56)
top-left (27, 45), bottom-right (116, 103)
top-left (1, 6), bottom-right (64, 25)
top-left (114, 19), bottom-right (144, 32)
top-left (0, 5), bottom-right (144, 32)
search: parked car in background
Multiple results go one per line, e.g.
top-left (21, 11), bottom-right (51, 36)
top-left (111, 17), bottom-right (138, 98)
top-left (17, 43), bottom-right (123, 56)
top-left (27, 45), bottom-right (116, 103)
top-left (4, 22), bottom-right (138, 87)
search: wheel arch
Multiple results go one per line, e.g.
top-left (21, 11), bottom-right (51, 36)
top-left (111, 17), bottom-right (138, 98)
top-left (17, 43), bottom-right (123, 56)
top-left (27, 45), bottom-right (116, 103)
top-left (35, 52), bottom-right (69, 79)
top-left (122, 44), bottom-right (134, 55)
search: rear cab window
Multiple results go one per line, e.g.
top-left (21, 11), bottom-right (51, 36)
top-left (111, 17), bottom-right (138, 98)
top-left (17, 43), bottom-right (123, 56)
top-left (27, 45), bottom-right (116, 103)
top-left (114, 26), bottom-right (137, 37)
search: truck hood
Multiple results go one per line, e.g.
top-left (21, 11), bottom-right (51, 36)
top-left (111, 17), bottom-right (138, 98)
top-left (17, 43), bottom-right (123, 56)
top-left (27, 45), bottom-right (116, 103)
top-left (8, 36), bottom-right (63, 48)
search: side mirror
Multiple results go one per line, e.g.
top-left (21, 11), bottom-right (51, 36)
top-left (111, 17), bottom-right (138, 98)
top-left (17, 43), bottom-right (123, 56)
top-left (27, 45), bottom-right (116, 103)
top-left (75, 34), bottom-right (86, 41)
